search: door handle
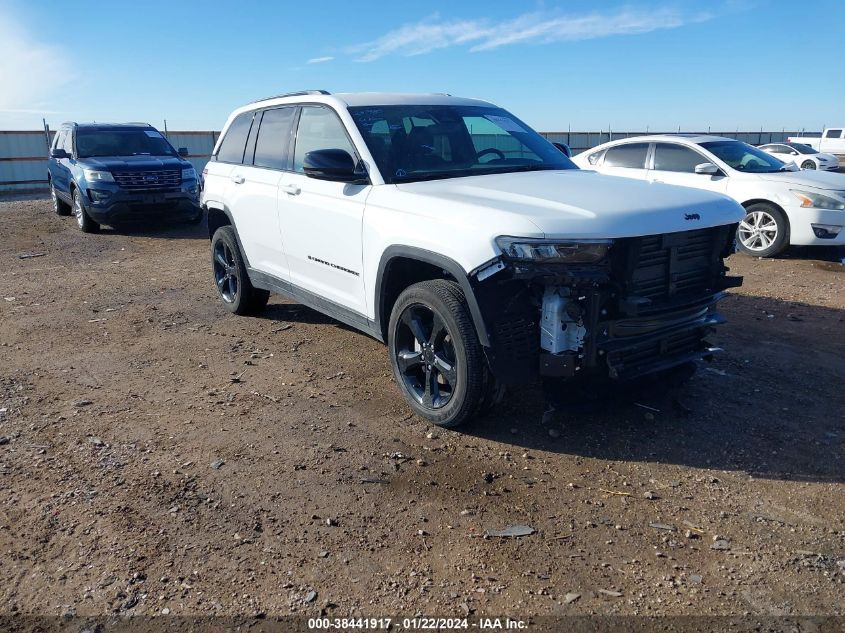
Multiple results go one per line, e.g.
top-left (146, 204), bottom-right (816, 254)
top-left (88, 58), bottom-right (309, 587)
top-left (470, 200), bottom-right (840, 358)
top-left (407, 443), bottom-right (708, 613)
top-left (230, 174), bottom-right (245, 184)
top-left (281, 183), bottom-right (301, 196)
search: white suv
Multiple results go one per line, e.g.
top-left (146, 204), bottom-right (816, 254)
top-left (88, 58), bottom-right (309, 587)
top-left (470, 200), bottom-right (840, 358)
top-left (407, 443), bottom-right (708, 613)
top-left (572, 134), bottom-right (845, 257)
top-left (202, 91), bottom-right (744, 427)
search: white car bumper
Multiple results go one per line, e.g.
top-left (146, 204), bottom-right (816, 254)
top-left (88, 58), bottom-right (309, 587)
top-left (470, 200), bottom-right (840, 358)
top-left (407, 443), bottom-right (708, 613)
top-left (785, 203), bottom-right (845, 245)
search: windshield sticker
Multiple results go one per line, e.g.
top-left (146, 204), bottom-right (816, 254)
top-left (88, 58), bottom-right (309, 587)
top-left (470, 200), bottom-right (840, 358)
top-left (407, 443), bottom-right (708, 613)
top-left (484, 115), bottom-right (525, 133)
top-left (144, 130), bottom-right (164, 138)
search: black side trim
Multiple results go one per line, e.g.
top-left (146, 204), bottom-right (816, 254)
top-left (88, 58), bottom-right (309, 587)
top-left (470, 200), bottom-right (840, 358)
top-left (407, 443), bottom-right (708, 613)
top-left (247, 268), bottom-right (383, 342)
top-left (374, 246), bottom-right (491, 347)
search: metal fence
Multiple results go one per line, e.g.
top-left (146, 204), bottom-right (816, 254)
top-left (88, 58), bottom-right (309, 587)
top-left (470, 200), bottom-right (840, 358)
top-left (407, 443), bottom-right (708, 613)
top-left (0, 128), bottom-right (819, 191)
top-left (0, 130), bottom-right (218, 191)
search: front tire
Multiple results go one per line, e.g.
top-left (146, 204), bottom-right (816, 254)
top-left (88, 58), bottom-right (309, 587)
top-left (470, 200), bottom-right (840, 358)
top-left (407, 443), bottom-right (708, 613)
top-left (736, 203), bottom-right (788, 258)
top-left (801, 160), bottom-right (816, 170)
top-left (72, 188), bottom-right (100, 233)
top-left (388, 280), bottom-right (488, 428)
top-left (211, 226), bottom-right (269, 315)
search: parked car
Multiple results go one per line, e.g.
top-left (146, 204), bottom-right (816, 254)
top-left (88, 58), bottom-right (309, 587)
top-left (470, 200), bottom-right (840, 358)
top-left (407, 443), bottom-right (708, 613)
top-left (758, 142), bottom-right (839, 171)
top-left (572, 134), bottom-right (845, 257)
top-left (47, 122), bottom-right (202, 233)
top-left (788, 128), bottom-right (845, 155)
top-left (203, 91), bottom-right (744, 427)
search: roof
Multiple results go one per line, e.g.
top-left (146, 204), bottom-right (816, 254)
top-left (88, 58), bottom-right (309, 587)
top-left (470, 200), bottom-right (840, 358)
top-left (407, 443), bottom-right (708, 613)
top-left (331, 92), bottom-right (493, 107)
top-left (63, 122), bottom-right (155, 130)
top-left (243, 91), bottom-right (495, 111)
top-left (619, 133), bottom-right (734, 144)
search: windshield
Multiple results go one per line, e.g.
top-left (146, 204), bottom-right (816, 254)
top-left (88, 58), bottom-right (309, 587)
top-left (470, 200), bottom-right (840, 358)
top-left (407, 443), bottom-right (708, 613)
top-left (75, 129), bottom-right (177, 158)
top-left (789, 142), bottom-right (818, 155)
top-left (700, 140), bottom-right (787, 173)
top-left (348, 105), bottom-right (576, 183)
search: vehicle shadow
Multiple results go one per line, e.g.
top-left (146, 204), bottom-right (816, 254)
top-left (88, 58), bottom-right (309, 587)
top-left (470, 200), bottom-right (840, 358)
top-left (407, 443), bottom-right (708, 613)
top-left (259, 301), bottom-right (361, 334)
top-left (466, 292), bottom-right (845, 484)
top-left (103, 219), bottom-right (207, 240)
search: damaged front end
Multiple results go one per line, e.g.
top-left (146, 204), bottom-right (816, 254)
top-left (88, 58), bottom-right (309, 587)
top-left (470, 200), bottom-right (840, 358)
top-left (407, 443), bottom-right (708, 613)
top-left (471, 225), bottom-right (743, 385)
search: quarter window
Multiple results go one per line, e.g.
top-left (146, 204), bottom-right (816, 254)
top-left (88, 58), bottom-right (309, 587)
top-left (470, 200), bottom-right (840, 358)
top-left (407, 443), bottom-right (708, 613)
top-left (253, 107), bottom-right (296, 170)
top-left (824, 129), bottom-right (842, 138)
top-left (293, 106), bottom-right (357, 173)
top-left (53, 130), bottom-right (66, 151)
top-left (217, 112), bottom-right (254, 164)
top-left (603, 143), bottom-right (649, 169)
top-left (586, 149), bottom-right (605, 165)
top-left (653, 143), bottom-right (708, 173)
top-left (60, 130), bottom-right (73, 154)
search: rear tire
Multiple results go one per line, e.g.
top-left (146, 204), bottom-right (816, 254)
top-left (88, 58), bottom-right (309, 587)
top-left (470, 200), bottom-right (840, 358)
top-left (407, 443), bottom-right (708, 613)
top-left (211, 226), bottom-right (269, 315)
top-left (51, 183), bottom-right (71, 216)
top-left (73, 188), bottom-right (100, 233)
top-left (388, 280), bottom-right (488, 427)
top-left (736, 203), bottom-right (788, 258)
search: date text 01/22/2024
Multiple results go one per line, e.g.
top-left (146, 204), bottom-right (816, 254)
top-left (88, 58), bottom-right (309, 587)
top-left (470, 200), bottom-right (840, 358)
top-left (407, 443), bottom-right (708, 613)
top-left (307, 617), bottom-right (529, 630)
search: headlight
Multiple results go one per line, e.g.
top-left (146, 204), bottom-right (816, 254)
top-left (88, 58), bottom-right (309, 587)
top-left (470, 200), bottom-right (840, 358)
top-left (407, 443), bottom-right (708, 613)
top-left (182, 167), bottom-right (197, 180)
top-left (83, 169), bottom-right (114, 182)
top-left (791, 190), bottom-right (845, 210)
top-left (495, 237), bottom-right (612, 263)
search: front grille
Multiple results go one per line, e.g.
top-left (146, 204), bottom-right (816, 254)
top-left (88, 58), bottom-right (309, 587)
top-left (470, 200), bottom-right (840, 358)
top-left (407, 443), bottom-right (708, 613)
top-left (113, 169), bottom-right (181, 190)
top-left (621, 227), bottom-right (727, 308)
top-left (606, 328), bottom-right (703, 377)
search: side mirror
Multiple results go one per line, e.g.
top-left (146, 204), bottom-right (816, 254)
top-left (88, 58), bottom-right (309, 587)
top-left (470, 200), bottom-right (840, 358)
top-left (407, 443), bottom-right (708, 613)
top-left (303, 149), bottom-right (366, 182)
top-left (694, 162), bottom-right (719, 175)
top-left (790, 151), bottom-right (798, 156)
top-left (50, 148), bottom-right (70, 159)
top-left (178, 147), bottom-right (189, 157)
top-left (552, 142), bottom-right (572, 157)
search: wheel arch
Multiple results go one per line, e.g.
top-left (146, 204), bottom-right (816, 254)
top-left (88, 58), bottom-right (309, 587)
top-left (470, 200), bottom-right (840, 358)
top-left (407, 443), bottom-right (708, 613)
top-left (375, 246), bottom-right (490, 347)
top-left (739, 198), bottom-right (791, 250)
top-left (740, 198), bottom-right (791, 234)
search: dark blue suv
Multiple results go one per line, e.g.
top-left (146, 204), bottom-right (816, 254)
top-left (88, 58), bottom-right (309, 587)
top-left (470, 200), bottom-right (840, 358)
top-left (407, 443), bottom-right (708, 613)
top-left (47, 122), bottom-right (202, 232)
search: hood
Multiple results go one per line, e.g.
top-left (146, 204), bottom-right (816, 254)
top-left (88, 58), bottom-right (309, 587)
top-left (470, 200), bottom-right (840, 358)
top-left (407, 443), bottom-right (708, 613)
top-left (81, 155), bottom-right (187, 171)
top-left (395, 170), bottom-right (745, 239)
top-left (756, 169), bottom-right (845, 190)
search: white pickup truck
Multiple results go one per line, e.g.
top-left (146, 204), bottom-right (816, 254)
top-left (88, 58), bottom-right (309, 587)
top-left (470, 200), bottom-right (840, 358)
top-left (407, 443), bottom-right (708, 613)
top-left (788, 128), bottom-right (845, 155)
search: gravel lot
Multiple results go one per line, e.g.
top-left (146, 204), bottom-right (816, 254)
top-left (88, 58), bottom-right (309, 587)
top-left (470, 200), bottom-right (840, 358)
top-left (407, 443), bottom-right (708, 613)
top-left (0, 194), bottom-right (843, 621)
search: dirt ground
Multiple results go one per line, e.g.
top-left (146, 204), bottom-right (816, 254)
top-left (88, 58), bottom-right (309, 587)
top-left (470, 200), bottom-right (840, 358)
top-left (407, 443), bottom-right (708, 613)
top-left (0, 194), bottom-right (843, 622)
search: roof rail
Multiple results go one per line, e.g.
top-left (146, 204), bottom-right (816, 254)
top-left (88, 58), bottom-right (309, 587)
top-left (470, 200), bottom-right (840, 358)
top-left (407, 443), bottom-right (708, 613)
top-left (250, 89), bottom-right (331, 104)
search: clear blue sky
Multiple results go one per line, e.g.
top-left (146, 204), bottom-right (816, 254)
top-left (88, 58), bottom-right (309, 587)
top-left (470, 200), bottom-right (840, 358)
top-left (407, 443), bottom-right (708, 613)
top-left (1, 0), bottom-right (842, 132)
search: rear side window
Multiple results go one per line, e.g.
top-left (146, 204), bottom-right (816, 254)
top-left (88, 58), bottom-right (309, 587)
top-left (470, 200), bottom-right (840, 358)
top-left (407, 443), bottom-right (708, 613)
top-left (217, 112), bottom-right (254, 163)
top-left (653, 143), bottom-right (707, 173)
top-left (253, 107), bottom-right (296, 170)
top-left (824, 129), bottom-right (842, 138)
top-left (603, 143), bottom-right (649, 169)
top-left (293, 106), bottom-right (357, 173)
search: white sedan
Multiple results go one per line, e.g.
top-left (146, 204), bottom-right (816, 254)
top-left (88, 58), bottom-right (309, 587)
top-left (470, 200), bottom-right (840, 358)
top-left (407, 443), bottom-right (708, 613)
top-left (572, 134), bottom-right (845, 257)
top-left (758, 142), bottom-right (839, 171)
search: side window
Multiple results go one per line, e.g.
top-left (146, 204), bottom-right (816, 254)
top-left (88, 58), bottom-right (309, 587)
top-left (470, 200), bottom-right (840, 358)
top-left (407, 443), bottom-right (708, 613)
top-left (653, 143), bottom-right (708, 173)
top-left (293, 106), bottom-right (357, 173)
top-left (217, 112), bottom-right (254, 164)
top-left (52, 130), bottom-right (65, 151)
top-left (824, 129), bottom-right (842, 138)
top-left (603, 143), bottom-right (649, 169)
top-left (253, 107), bottom-right (296, 170)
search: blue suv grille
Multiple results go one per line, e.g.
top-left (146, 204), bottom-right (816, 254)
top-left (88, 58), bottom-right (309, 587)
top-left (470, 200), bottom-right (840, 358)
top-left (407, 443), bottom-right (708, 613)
top-left (113, 169), bottom-right (181, 190)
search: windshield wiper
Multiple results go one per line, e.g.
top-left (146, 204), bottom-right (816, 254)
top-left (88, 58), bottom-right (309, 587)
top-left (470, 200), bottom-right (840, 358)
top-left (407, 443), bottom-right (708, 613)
top-left (392, 170), bottom-right (471, 183)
